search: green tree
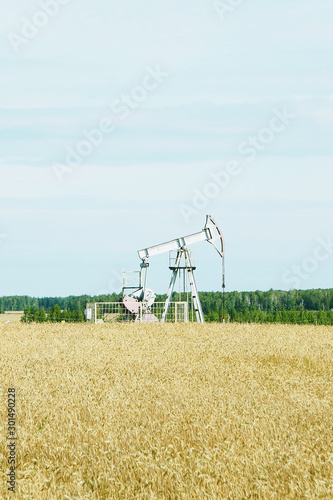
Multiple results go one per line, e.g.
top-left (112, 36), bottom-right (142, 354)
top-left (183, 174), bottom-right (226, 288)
top-left (37, 308), bottom-right (47, 323)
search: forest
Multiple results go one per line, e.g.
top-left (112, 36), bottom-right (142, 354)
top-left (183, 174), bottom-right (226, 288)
top-left (0, 288), bottom-right (332, 325)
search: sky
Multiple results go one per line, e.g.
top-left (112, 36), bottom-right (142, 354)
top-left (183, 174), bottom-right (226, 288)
top-left (0, 0), bottom-right (332, 297)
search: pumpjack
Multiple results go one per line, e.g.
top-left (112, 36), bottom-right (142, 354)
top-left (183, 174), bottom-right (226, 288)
top-left (122, 215), bottom-right (225, 323)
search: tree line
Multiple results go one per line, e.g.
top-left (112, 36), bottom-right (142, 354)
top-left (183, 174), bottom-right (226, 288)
top-left (0, 293), bottom-right (121, 313)
top-left (20, 305), bottom-right (85, 323)
top-left (199, 289), bottom-right (333, 325)
top-left (0, 288), bottom-right (332, 325)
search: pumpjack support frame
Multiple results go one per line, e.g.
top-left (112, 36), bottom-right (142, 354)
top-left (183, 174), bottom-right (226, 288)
top-left (137, 215), bottom-right (225, 324)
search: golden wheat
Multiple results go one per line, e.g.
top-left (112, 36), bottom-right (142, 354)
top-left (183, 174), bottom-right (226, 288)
top-left (1, 322), bottom-right (333, 499)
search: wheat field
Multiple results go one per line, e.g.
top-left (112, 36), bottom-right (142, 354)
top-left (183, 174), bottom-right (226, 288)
top-left (1, 322), bottom-right (333, 499)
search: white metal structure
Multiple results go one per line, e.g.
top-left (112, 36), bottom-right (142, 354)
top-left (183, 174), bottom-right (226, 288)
top-left (87, 215), bottom-right (225, 324)
top-left (137, 215), bottom-right (225, 324)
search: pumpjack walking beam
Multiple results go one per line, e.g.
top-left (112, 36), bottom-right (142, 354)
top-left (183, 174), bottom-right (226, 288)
top-left (138, 215), bottom-right (224, 262)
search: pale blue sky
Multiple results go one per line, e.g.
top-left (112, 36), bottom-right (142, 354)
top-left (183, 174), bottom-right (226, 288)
top-left (0, 0), bottom-right (332, 296)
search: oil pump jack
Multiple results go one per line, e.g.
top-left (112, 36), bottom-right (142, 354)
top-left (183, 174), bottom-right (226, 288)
top-left (122, 215), bottom-right (225, 323)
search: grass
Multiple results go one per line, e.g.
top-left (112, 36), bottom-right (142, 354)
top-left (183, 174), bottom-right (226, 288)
top-left (1, 322), bottom-right (333, 499)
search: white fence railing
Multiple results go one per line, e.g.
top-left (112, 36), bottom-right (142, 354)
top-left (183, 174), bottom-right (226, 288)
top-left (85, 301), bottom-right (189, 324)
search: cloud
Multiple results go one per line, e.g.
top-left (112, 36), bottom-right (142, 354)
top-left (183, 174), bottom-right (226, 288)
top-left (0, 0), bottom-right (332, 295)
